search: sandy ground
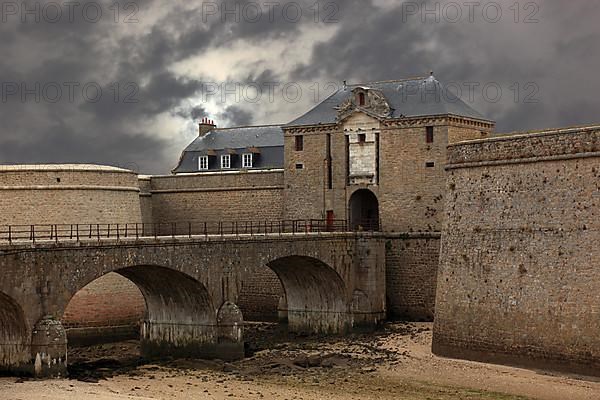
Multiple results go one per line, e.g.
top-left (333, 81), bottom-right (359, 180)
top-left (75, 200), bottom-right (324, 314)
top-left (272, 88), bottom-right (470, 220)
top-left (2, 322), bottom-right (600, 400)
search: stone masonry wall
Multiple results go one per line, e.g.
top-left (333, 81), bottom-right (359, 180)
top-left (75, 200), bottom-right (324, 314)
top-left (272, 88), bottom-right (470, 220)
top-left (378, 121), bottom-right (448, 232)
top-left (0, 165), bottom-right (142, 225)
top-left (433, 126), bottom-right (600, 375)
top-left (385, 233), bottom-right (440, 320)
top-left (237, 265), bottom-right (284, 322)
top-left (150, 170), bottom-right (284, 223)
top-left (138, 176), bottom-right (154, 224)
top-left (379, 118), bottom-right (493, 233)
top-left (284, 130), bottom-right (328, 221)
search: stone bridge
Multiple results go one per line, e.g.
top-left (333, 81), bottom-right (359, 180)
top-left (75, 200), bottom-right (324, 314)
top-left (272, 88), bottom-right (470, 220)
top-left (0, 233), bottom-right (385, 377)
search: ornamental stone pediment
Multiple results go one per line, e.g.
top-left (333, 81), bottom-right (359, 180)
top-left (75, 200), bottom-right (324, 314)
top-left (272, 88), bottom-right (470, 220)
top-left (335, 87), bottom-right (393, 122)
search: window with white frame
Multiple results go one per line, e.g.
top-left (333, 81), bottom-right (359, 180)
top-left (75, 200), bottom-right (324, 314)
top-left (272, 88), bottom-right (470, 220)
top-left (242, 153), bottom-right (253, 168)
top-left (199, 156), bottom-right (209, 170)
top-left (221, 154), bottom-right (231, 169)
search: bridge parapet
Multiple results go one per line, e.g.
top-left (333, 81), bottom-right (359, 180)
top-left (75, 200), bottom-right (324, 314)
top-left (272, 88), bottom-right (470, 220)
top-left (0, 219), bottom-right (353, 245)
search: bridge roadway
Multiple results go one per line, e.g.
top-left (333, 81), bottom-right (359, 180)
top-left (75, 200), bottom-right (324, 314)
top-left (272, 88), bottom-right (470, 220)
top-left (0, 232), bottom-right (385, 377)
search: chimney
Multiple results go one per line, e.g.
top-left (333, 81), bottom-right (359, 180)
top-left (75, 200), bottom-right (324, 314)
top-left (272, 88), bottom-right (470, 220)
top-left (199, 117), bottom-right (217, 137)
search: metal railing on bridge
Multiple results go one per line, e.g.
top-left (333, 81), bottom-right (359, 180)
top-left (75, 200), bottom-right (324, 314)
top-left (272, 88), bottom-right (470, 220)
top-left (0, 219), bottom-right (362, 245)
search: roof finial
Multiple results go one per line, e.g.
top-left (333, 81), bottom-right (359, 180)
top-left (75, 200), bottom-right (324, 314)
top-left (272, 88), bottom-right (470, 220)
top-left (430, 70), bottom-right (434, 76)
top-left (343, 80), bottom-right (347, 90)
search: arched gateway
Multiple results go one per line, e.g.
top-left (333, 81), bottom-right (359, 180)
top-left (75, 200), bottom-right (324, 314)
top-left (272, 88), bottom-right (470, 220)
top-left (349, 189), bottom-right (380, 231)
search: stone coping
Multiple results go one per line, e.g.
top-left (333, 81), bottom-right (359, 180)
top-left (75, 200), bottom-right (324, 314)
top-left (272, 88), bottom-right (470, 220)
top-left (0, 185), bottom-right (140, 192)
top-left (153, 169), bottom-right (284, 179)
top-left (0, 164), bottom-right (136, 174)
top-left (447, 125), bottom-right (600, 167)
top-left (0, 231), bottom-right (439, 252)
top-left (449, 124), bottom-right (600, 147)
top-left (150, 186), bottom-right (284, 194)
top-left (0, 232), bottom-right (383, 251)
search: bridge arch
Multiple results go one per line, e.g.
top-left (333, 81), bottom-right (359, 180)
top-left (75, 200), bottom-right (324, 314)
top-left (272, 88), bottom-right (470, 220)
top-left (62, 273), bottom-right (146, 345)
top-left (266, 256), bottom-right (350, 334)
top-left (0, 292), bottom-right (29, 372)
top-left (62, 265), bottom-right (230, 360)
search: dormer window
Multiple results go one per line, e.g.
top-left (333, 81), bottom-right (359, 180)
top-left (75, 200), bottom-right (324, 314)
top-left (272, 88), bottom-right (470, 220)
top-left (358, 92), bottom-right (366, 106)
top-left (242, 153), bottom-right (253, 168)
top-left (221, 154), bottom-right (231, 169)
top-left (199, 156), bottom-right (209, 171)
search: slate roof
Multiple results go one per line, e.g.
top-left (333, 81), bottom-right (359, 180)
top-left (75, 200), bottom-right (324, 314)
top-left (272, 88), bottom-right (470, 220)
top-left (182, 125), bottom-right (284, 152)
top-left (285, 75), bottom-right (493, 127)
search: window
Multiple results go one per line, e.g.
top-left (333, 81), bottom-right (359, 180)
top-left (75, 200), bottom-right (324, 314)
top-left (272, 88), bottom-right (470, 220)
top-left (221, 154), bottom-right (231, 169)
top-left (295, 163), bottom-right (304, 170)
top-left (358, 133), bottom-right (366, 143)
top-left (426, 161), bottom-right (435, 168)
top-left (242, 153), bottom-right (253, 168)
top-left (295, 135), bottom-right (304, 151)
top-left (199, 156), bottom-right (209, 170)
top-left (426, 126), bottom-right (434, 143)
top-left (358, 92), bottom-right (366, 106)
top-left (326, 133), bottom-right (332, 189)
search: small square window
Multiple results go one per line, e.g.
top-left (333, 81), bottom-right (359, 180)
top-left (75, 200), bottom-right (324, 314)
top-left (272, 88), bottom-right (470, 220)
top-left (425, 161), bottom-right (435, 168)
top-left (295, 163), bottom-right (304, 170)
top-left (295, 135), bottom-right (304, 151)
top-left (242, 153), bottom-right (253, 169)
top-left (199, 156), bottom-right (209, 170)
top-left (358, 133), bottom-right (366, 143)
top-left (426, 126), bottom-right (434, 143)
top-left (221, 154), bottom-right (231, 169)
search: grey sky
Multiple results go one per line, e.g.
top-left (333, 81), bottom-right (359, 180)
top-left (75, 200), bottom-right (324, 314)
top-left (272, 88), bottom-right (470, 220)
top-left (0, 0), bottom-right (598, 173)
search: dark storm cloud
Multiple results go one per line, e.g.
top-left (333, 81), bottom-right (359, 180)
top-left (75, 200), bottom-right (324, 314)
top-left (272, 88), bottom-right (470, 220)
top-left (294, 0), bottom-right (600, 132)
top-left (190, 105), bottom-right (209, 121)
top-left (219, 105), bottom-right (253, 127)
top-left (0, 0), bottom-right (599, 172)
top-left (0, 107), bottom-right (164, 173)
top-left (0, 0), bottom-right (327, 172)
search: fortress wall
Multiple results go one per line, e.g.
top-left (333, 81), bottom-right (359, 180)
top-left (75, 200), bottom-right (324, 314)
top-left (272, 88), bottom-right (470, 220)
top-left (433, 126), bottom-right (600, 375)
top-left (138, 176), bottom-right (154, 224)
top-left (149, 170), bottom-right (285, 224)
top-left (0, 165), bottom-right (142, 225)
top-left (385, 233), bottom-right (440, 320)
top-left (0, 164), bottom-right (146, 344)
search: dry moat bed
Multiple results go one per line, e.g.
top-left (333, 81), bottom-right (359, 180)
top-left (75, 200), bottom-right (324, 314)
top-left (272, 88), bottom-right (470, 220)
top-left (2, 322), bottom-right (600, 400)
